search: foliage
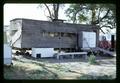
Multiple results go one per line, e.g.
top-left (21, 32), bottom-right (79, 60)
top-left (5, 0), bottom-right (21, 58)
top-left (88, 54), bottom-right (96, 64)
top-left (65, 4), bottom-right (116, 33)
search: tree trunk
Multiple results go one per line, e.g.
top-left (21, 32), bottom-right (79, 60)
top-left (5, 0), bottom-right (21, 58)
top-left (91, 7), bottom-right (96, 25)
top-left (53, 4), bottom-right (59, 19)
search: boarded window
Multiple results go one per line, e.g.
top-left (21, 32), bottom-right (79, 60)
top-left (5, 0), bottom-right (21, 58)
top-left (49, 32), bottom-right (55, 37)
top-left (42, 32), bottom-right (76, 38)
top-left (54, 32), bottom-right (59, 37)
top-left (42, 32), bottom-right (49, 37)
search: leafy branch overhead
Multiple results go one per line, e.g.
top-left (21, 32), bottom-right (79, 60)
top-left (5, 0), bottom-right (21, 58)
top-left (65, 4), bottom-right (116, 33)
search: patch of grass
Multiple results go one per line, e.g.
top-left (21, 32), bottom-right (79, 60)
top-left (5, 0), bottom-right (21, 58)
top-left (88, 54), bottom-right (98, 65)
top-left (4, 65), bottom-right (58, 79)
top-left (4, 58), bottom-right (60, 79)
top-left (4, 65), bottom-right (30, 79)
top-left (4, 66), bottom-right (14, 79)
top-left (27, 69), bottom-right (57, 79)
top-left (77, 74), bottom-right (115, 80)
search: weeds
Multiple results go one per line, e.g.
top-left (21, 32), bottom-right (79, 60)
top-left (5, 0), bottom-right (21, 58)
top-left (88, 54), bottom-right (97, 65)
top-left (77, 74), bottom-right (114, 79)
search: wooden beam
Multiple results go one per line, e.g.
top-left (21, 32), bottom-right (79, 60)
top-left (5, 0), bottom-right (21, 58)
top-left (93, 47), bottom-right (114, 56)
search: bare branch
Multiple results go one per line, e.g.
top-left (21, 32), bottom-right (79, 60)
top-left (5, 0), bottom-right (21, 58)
top-left (44, 4), bottom-right (53, 20)
top-left (94, 9), bottom-right (110, 24)
top-left (73, 9), bottom-right (82, 23)
top-left (101, 25), bottom-right (113, 29)
top-left (100, 28), bottom-right (105, 34)
top-left (97, 7), bottom-right (102, 23)
top-left (99, 9), bottom-right (110, 22)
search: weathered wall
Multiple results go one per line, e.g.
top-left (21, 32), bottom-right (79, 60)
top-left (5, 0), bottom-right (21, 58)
top-left (11, 18), bottom-right (99, 48)
top-left (22, 30), bottom-right (77, 48)
top-left (21, 19), bottom-right (97, 33)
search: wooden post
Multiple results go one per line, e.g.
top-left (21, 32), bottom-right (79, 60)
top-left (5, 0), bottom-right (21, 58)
top-left (71, 54), bottom-right (74, 59)
top-left (111, 35), bottom-right (115, 51)
top-left (59, 32), bottom-right (61, 53)
top-left (76, 33), bottom-right (79, 52)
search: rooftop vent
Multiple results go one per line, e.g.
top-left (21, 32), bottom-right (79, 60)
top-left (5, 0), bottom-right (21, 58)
top-left (52, 19), bottom-right (66, 23)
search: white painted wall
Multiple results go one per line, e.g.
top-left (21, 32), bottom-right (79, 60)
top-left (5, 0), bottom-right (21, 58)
top-left (10, 20), bottom-right (22, 47)
top-left (82, 32), bottom-right (96, 48)
top-left (32, 48), bottom-right (58, 58)
top-left (13, 37), bottom-right (21, 48)
top-left (4, 44), bottom-right (12, 65)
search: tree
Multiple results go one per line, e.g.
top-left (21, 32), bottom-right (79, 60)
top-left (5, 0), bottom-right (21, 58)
top-left (38, 4), bottom-right (64, 21)
top-left (65, 4), bottom-right (116, 33)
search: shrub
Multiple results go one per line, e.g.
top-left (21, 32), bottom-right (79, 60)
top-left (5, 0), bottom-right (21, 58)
top-left (88, 54), bottom-right (96, 64)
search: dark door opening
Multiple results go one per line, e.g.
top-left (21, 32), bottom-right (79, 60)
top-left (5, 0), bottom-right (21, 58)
top-left (36, 54), bottom-right (41, 58)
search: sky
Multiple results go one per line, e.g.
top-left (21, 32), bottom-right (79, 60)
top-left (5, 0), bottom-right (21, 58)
top-left (4, 4), bottom-right (69, 25)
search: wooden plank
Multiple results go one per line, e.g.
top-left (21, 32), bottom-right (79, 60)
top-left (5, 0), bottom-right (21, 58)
top-left (22, 19), bottom-right (97, 33)
top-left (82, 47), bottom-right (115, 56)
top-left (57, 52), bottom-right (87, 55)
top-left (97, 47), bottom-right (114, 56)
top-left (93, 47), bottom-right (114, 56)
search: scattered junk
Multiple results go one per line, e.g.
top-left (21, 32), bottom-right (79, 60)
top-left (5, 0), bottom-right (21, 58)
top-left (5, 18), bottom-right (115, 60)
top-left (97, 35), bottom-right (116, 56)
top-left (4, 26), bottom-right (12, 65)
top-left (99, 36), bottom-right (111, 49)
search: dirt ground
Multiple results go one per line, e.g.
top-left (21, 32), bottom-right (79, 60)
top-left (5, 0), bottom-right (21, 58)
top-left (4, 55), bottom-right (116, 80)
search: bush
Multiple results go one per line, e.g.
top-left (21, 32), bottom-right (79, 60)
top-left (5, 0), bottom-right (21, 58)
top-left (88, 54), bottom-right (96, 64)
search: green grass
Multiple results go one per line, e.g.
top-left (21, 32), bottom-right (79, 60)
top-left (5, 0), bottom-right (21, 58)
top-left (4, 65), bottom-right (58, 79)
top-left (88, 54), bottom-right (97, 65)
top-left (77, 74), bottom-right (115, 80)
top-left (4, 56), bottom-right (60, 79)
